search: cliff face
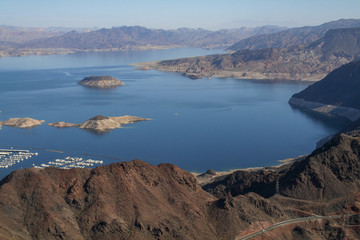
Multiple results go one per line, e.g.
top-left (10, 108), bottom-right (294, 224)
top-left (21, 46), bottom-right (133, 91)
top-left (289, 60), bottom-right (360, 120)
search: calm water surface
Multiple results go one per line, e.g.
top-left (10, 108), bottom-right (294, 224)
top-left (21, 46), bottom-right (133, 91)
top-left (0, 48), bottom-right (348, 178)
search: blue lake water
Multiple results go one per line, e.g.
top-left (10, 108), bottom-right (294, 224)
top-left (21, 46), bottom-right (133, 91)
top-left (0, 48), bottom-right (349, 179)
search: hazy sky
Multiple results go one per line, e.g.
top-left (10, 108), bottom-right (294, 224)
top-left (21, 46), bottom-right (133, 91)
top-left (1, 0), bottom-right (359, 30)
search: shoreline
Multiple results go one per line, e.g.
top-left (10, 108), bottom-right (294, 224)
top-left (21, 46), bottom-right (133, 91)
top-left (192, 155), bottom-right (307, 185)
top-left (289, 97), bottom-right (360, 121)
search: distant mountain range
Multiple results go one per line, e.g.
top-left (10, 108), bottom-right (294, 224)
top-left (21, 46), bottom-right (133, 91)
top-left (0, 25), bottom-right (98, 43)
top-left (1, 19), bottom-right (360, 59)
top-left (0, 25), bottom-right (285, 57)
top-left (227, 18), bottom-right (360, 51)
top-left (138, 27), bottom-right (360, 81)
top-left (20, 25), bottom-right (285, 49)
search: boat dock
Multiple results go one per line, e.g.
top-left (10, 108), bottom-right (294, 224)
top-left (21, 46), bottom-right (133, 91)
top-left (0, 149), bottom-right (38, 169)
top-left (34, 156), bottom-right (103, 169)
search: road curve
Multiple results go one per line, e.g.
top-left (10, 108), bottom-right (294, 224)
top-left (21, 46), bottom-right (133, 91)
top-left (236, 214), bottom-right (355, 240)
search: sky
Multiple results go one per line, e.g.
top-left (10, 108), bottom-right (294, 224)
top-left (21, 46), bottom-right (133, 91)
top-left (1, 0), bottom-right (360, 30)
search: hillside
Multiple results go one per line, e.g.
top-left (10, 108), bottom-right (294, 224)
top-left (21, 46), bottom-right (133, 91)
top-left (0, 160), bottom-right (289, 240)
top-left (289, 60), bottom-right (360, 120)
top-left (204, 132), bottom-right (360, 202)
top-left (1, 154), bottom-right (360, 239)
top-left (227, 18), bottom-right (360, 51)
top-left (137, 27), bottom-right (360, 81)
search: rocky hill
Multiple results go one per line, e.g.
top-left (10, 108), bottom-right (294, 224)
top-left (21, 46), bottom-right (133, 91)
top-left (137, 27), bottom-right (360, 81)
top-left (48, 115), bottom-right (150, 132)
top-left (204, 132), bottom-right (360, 203)
top-left (227, 18), bottom-right (360, 51)
top-left (78, 75), bottom-right (125, 88)
top-left (289, 60), bottom-right (360, 120)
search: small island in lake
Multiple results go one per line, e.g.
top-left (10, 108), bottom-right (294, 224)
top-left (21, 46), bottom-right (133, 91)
top-left (1, 117), bottom-right (45, 128)
top-left (77, 75), bottom-right (125, 88)
top-left (48, 115), bottom-right (150, 132)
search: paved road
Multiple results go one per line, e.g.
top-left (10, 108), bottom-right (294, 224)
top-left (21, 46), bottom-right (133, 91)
top-left (236, 214), bottom-right (355, 240)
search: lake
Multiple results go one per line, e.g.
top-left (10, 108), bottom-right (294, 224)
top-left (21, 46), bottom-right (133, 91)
top-left (0, 48), bottom-right (349, 179)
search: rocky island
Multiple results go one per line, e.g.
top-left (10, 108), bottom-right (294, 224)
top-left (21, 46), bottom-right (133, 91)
top-left (78, 75), bottom-right (125, 88)
top-left (48, 115), bottom-right (150, 132)
top-left (1, 117), bottom-right (45, 128)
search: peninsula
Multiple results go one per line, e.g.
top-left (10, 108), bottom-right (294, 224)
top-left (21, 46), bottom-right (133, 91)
top-left (78, 76), bottom-right (125, 88)
top-left (134, 27), bottom-right (360, 81)
top-left (48, 115), bottom-right (150, 132)
top-left (289, 60), bottom-right (360, 121)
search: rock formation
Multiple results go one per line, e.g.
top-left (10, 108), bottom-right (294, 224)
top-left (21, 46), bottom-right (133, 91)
top-left (1, 117), bottom-right (45, 128)
top-left (78, 76), bottom-right (125, 88)
top-left (48, 115), bottom-right (150, 132)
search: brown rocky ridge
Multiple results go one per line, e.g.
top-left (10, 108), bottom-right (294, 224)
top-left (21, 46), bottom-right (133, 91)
top-left (1, 117), bottom-right (45, 128)
top-left (48, 115), bottom-right (150, 132)
top-left (1, 133), bottom-right (360, 240)
top-left (134, 27), bottom-right (360, 81)
top-left (0, 160), bottom-right (291, 240)
top-left (78, 75), bottom-right (125, 88)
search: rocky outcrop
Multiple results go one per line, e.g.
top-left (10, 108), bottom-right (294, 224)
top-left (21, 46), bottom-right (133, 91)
top-left (136, 27), bottom-right (360, 81)
top-left (289, 60), bottom-right (360, 120)
top-left (1, 117), bottom-right (45, 128)
top-left (48, 115), bottom-right (150, 132)
top-left (78, 75), bottom-right (125, 88)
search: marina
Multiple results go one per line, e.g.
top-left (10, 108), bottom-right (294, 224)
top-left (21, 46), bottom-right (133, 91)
top-left (35, 156), bottom-right (104, 169)
top-left (0, 149), bottom-right (38, 169)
